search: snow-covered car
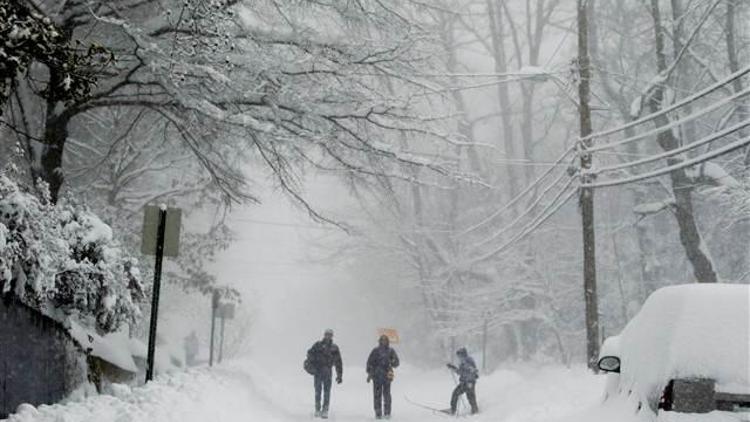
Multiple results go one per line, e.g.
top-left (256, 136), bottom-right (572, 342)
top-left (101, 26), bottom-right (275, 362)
top-left (597, 284), bottom-right (750, 421)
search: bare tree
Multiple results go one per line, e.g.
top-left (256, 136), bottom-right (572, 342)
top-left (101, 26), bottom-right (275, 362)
top-left (2, 1), bottom-right (458, 212)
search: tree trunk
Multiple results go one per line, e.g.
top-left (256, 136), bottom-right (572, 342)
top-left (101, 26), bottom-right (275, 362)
top-left (442, 15), bottom-right (483, 177)
top-left (648, 0), bottom-right (718, 283)
top-left (589, 3), bottom-right (660, 298)
top-left (487, 0), bottom-right (520, 202)
top-left (670, 0), bottom-right (699, 146)
top-left (40, 84), bottom-right (70, 204)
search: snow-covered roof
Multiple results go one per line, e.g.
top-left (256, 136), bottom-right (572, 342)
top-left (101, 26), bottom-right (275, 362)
top-left (68, 321), bottom-right (139, 373)
top-left (615, 284), bottom-right (749, 402)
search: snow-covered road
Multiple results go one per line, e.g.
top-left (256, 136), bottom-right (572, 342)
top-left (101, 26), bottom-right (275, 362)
top-left (4, 361), bottom-right (605, 422)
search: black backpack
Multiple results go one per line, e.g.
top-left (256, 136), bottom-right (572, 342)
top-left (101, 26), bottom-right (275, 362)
top-left (304, 358), bottom-right (316, 375)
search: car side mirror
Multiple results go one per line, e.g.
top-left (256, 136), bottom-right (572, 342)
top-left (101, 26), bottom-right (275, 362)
top-left (598, 356), bottom-right (621, 373)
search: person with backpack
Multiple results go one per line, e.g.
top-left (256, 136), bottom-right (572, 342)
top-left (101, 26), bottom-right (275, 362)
top-left (305, 329), bottom-right (343, 418)
top-left (366, 334), bottom-right (400, 419)
top-left (446, 347), bottom-right (479, 415)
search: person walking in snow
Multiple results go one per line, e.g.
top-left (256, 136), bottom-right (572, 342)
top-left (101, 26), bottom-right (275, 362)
top-left (366, 334), bottom-right (400, 419)
top-left (306, 329), bottom-right (343, 418)
top-left (446, 347), bottom-right (479, 415)
top-left (184, 331), bottom-right (199, 366)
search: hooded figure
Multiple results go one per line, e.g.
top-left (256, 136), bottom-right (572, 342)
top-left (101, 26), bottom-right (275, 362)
top-left (446, 347), bottom-right (479, 415)
top-left (366, 335), bottom-right (400, 419)
top-left (307, 329), bottom-right (343, 418)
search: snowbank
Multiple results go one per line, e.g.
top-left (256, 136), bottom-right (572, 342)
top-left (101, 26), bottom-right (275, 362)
top-left (3, 367), bottom-right (273, 422)
top-left (68, 321), bottom-right (139, 373)
top-left (2, 360), bottom-right (604, 422)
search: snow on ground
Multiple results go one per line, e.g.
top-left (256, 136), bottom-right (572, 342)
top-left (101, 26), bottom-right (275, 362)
top-left (3, 361), bottom-right (604, 422)
top-left (241, 359), bottom-right (604, 422)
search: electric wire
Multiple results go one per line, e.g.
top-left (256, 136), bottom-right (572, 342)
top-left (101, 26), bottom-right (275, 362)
top-left (468, 171), bottom-right (575, 251)
top-left (587, 85), bottom-right (750, 152)
top-left (457, 145), bottom-right (576, 237)
top-left (594, 116), bottom-right (750, 174)
top-left (471, 185), bottom-right (578, 264)
top-left (583, 133), bottom-right (750, 188)
top-left (581, 63), bottom-right (750, 141)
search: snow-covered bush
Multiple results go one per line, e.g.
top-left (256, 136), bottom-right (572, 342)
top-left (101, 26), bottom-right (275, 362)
top-left (0, 173), bottom-right (143, 333)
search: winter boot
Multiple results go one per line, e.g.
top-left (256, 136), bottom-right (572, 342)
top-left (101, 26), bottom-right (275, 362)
top-left (321, 409), bottom-right (328, 419)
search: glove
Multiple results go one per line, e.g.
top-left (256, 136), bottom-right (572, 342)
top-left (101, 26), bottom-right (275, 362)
top-left (446, 363), bottom-right (457, 370)
top-left (336, 376), bottom-right (342, 384)
top-left (367, 375), bottom-right (372, 383)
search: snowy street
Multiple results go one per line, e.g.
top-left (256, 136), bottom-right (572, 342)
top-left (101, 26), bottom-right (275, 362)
top-left (2, 1), bottom-right (750, 422)
top-left (6, 362), bottom-right (603, 422)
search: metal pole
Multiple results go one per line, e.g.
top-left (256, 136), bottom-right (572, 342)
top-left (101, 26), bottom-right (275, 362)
top-left (209, 290), bottom-right (219, 367)
top-left (577, 0), bottom-right (600, 372)
top-left (219, 315), bottom-right (226, 363)
top-left (482, 316), bottom-right (488, 374)
top-left (146, 208), bottom-right (167, 382)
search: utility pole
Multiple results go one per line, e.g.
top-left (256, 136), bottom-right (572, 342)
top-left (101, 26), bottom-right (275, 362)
top-left (219, 311), bottom-right (226, 363)
top-left (481, 314), bottom-right (488, 374)
top-left (209, 290), bottom-right (219, 367)
top-left (577, 0), bottom-right (600, 372)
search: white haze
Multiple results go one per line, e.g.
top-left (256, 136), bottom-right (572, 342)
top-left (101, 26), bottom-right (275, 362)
top-left (209, 175), bottom-right (409, 371)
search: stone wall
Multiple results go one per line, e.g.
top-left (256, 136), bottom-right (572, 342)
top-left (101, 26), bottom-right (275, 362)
top-left (0, 296), bottom-right (85, 418)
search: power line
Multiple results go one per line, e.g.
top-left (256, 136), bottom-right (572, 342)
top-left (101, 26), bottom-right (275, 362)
top-left (230, 218), bottom-right (339, 231)
top-left (413, 70), bottom-right (568, 79)
top-left (594, 116), bottom-right (750, 175)
top-left (583, 133), bottom-right (750, 188)
top-left (588, 85), bottom-right (750, 152)
top-left (469, 172), bottom-right (575, 252)
top-left (582, 64), bottom-right (750, 141)
top-left (470, 186), bottom-right (578, 264)
top-left (457, 145), bottom-right (576, 237)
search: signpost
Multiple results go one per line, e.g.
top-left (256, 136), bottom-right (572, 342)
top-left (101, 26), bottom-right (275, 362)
top-left (210, 294), bottom-right (234, 365)
top-left (209, 290), bottom-right (219, 367)
top-left (482, 313), bottom-right (489, 374)
top-left (377, 328), bottom-right (400, 344)
top-left (218, 303), bottom-right (235, 363)
top-left (142, 205), bottom-right (181, 383)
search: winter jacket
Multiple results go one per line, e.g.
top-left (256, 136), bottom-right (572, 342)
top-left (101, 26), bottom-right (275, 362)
top-left (366, 345), bottom-right (399, 383)
top-left (453, 355), bottom-right (479, 384)
top-left (307, 340), bottom-right (343, 377)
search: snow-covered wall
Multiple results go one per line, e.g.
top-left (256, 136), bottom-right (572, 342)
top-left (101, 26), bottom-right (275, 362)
top-left (0, 297), bottom-right (85, 418)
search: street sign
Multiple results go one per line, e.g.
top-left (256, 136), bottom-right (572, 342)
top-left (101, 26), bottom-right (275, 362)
top-left (141, 206), bottom-right (181, 257)
top-left (143, 205), bottom-right (181, 383)
top-left (377, 328), bottom-right (400, 344)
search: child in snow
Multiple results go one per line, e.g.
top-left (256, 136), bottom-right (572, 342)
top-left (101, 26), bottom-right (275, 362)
top-left (446, 347), bottom-right (479, 415)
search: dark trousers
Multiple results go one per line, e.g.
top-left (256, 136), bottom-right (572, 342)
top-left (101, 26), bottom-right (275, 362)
top-left (314, 372), bottom-right (332, 412)
top-left (373, 380), bottom-right (392, 417)
top-left (450, 382), bottom-right (478, 414)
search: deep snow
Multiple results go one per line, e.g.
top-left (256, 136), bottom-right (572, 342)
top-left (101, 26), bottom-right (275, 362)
top-left (3, 361), bottom-right (604, 422)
